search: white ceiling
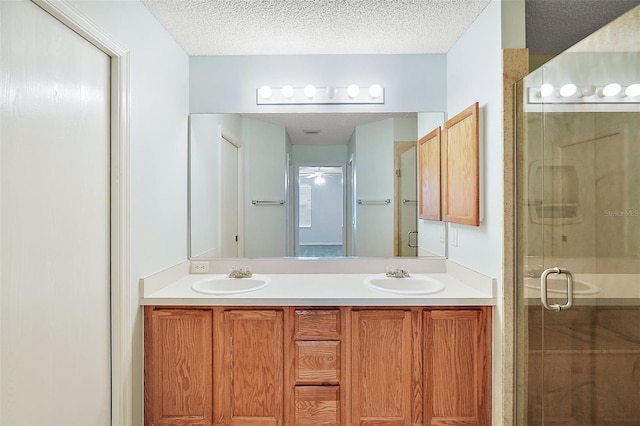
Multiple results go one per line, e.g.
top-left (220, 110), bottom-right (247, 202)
top-left (141, 0), bottom-right (492, 56)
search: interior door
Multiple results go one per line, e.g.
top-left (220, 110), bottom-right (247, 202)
top-left (220, 136), bottom-right (239, 257)
top-left (519, 80), bottom-right (640, 425)
top-left (1, 1), bottom-right (111, 424)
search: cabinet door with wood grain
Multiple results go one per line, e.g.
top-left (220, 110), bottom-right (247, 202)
top-left (144, 307), bottom-right (213, 426)
top-left (351, 310), bottom-right (413, 425)
top-left (221, 309), bottom-right (284, 425)
top-left (423, 308), bottom-right (491, 426)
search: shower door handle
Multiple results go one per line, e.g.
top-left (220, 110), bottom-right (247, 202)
top-left (407, 231), bottom-right (418, 248)
top-left (540, 267), bottom-right (574, 312)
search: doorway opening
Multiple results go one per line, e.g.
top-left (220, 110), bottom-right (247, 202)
top-left (295, 165), bottom-right (345, 257)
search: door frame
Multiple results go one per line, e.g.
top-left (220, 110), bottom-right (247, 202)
top-left (33, 1), bottom-right (132, 424)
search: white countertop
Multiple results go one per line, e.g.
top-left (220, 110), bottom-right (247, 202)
top-left (140, 260), bottom-right (496, 307)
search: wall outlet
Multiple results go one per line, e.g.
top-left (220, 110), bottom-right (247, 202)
top-left (191, 261), bottom-right (209, 273)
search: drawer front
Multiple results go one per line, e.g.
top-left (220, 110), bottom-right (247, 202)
top-left (294, 309), bottom-right (340, 340)
top-left (295, 341), bottom-right (340, 384)
top-left (295, 386), bottom-right (340, 426)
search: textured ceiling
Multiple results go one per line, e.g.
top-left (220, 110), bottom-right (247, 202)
top-left (140, 0), bottom-right (639, 145)
top-left (140, 0), bottom-right (491, 55)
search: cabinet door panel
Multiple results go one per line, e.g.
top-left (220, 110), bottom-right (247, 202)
top-left (295, 340), bottom-right (340, 384)
top-left (224, 310), bottom-right (284, 425)
top-left (424, 309), bottom-right (491, 426)
top-left (144, 308), bottom-right (213, 426)
top-left (295, 386), bottom-right (340, 425)
top-left (352, 310), bottom-right (412, 425)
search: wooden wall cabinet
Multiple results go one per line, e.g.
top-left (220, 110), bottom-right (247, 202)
top-left (418, 127), bottom-right (442, 221)
top-left (144, 306), bottom-right (491, 426)
top-left (443, 102), bottom-right (480, 226)
top-left (418, 102), bottom-right (480, 226)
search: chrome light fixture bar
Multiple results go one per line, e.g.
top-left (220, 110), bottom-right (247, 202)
top-left (528, 83), bottom-right (640, 104)
top-left (257, 84), bottom-right (384, 105)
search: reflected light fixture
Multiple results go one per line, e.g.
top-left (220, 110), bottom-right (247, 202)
top-left (559, 83), bottom-right (577, 97)
top-left (259, 85), bottom-right (272, 99)
top-left (369, 84), bottom-right (383, 98)
top-left (257, 83), bottom-right (384, 105)
top-left (347, 84), bottom-right (360, 98)
top-left (602, 83), bottom-right (622, 97)
top-left (281, 85), bottom-right (294, 99)
top-left (539, 83), bottom-right (554, 98)
top-left (625, 83), bottom-right (640, 97)
top-left (304, 84), bottom-right (316, 98)
top-left (529, 82), bottom-right (640, 105)
top-left (314, 175), bottom-right (326, 185)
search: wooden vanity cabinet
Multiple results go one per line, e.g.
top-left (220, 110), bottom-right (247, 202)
top-left (144, 306), bottom-right (491, 426)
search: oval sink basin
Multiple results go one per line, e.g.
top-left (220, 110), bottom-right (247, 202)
top-left (365, 274), bottom-right (445, 295)
top-left (192, 274), bottom-right (271, 295)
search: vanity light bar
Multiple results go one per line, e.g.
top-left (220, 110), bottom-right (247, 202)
top-left (256, 85), bottom-right (385, 105)
top-left (528, 83), bottom-right (640, 104)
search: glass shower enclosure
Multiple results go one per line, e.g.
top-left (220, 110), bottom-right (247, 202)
top-left (515, 6), bottom-right (640, 425)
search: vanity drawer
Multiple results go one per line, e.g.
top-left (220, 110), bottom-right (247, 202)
top-left (295, 341), bottom-right (340, 384)
top-left (294, 309), bottom-right (341, 339)
top-left (294, 386), bottom-right (340, 426)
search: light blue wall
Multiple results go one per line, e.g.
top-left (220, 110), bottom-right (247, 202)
top-left (68, 2), bottom-right (190, 424)
top-left (190, 54), bottom-right (447, 113)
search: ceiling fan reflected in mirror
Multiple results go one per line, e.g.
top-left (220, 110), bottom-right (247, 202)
top-left (299, 166), bottom-right (343, 186)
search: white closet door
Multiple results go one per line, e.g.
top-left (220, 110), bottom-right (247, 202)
top-left (1, 1), bottom-right (111, 425)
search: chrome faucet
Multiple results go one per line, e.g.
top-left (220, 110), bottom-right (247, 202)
top-left (386, 265), bottom-right (409, 278)
top-left (229, 266), bottom-right (253, 278)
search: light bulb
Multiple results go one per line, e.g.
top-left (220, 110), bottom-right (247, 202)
top-left (369, 84), bottom-right (383, 98)
top-left (258, 85), bottom-right (272, 99)
top-left (347, 84), bottom-right (360, 98)
top-left (303, 84), bottom-right (316, 98)
top-left (581, 85), bottom-right (596, 97)
top-left (625, 83), bottom-right (640, 97)
top-left (540, 83), bottom-right (554, 98)
top-left (314, 175), bottom-right (325, 185)
top-left (281, 85), bottom-right (294, 99)
top-left (559, 83), bottom-right (577, 97)
top-left (602, 83), bottom-right (621, 97)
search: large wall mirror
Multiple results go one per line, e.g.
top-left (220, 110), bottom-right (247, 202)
top-left (189, 111), bottom-right (447, 259)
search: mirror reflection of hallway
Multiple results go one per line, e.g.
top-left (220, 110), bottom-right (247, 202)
top-left (395, 142), bottom-right (418, 256)
top-left (296, 165), bottom-right (345, 257)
